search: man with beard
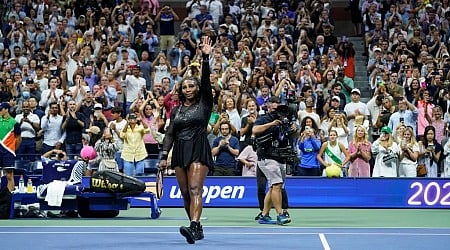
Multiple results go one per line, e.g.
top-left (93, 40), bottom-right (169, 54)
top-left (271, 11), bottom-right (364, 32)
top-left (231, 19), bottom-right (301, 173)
top-left (211, 121), bottom-right (240, 176)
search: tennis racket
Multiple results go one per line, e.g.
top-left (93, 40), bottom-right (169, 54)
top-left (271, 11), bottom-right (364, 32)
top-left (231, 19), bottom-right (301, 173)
top-left (156, 169), bottom-right (164, 199)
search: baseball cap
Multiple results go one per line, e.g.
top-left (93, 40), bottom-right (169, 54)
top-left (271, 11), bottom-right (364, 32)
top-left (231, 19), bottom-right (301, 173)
top-left (128, 113), bottom-right (137, 119)
top-left (85, 126), bottom-right (101, 135)
top-left (331, 96), bottom-right (340, 102)
top-left (94, 103), bottom-right (103, 109)
top-left (426, 4), bottom-right (433, 8)
top-left (351, 88), bottom-right (361, 95)
top-left (381, 126), bottom-right (392, 134)
top-left (26, 78), bottom-right (34, 84)
top-left (269, 96), bottom-right (281, 103)
top-left (0, 102), bottom-right (11, 110)
top-left (281, 2), bottom-right (288, 7)
top-left (373, 47), bottom-right (382, 53)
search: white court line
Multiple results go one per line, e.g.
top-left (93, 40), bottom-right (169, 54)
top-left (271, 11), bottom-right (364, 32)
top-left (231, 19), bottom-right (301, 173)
top-left (319, 233), bottom-right (331, 250)
top-left (1, 226), bottom-right (450, 229)
top-left (1, 231), bottom-right (450, 236)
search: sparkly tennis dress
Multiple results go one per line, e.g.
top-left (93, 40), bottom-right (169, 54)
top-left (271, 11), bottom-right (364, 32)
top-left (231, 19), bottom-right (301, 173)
top-left (163, 56), bottom-right (214, 169)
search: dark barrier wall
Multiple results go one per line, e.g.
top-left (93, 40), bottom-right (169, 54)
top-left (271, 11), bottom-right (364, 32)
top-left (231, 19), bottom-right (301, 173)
top-left (82, 177), bottom-right (450, 209)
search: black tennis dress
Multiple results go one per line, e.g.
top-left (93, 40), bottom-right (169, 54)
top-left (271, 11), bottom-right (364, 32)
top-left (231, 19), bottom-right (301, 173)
top-left (163, 56), bottom-right (214, 169)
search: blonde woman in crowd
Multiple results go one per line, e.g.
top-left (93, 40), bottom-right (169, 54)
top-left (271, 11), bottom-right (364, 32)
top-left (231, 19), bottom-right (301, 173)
top-left (398, 127), bottom-right (420, 177)
top-left (430, 106), bottom-right (446, 145)
top-left (393, 123), bottom-right (406, 144)
top-left (347, 125), bottom-right (371, 177)
top-left (372, 126), bottom-right (400, 177)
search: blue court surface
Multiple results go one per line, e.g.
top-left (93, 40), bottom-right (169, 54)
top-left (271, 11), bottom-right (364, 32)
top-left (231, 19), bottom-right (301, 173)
top-left (1, 226), bottom-right (449, 250)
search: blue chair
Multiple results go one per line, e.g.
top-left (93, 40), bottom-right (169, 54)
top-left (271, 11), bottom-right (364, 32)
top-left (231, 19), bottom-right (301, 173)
top-left (14, 160), bottom-right (31, 175)
top-left (143, 159), bottom-right (159, 176)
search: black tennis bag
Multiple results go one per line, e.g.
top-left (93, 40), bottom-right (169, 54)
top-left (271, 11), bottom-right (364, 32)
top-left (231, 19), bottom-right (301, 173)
top-left (90, 171), bottom-right (145, 197)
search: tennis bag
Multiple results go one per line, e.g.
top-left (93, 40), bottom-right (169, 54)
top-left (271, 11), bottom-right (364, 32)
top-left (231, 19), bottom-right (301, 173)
top-left (90, 170), bottom-right (145, 197)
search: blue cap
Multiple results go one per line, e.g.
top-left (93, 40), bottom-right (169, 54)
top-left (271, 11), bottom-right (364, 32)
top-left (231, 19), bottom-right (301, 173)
top-left (0, 102), bottom-right (11, 110)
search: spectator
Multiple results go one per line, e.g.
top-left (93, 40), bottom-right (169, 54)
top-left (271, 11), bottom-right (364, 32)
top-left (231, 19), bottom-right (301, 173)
top-left (120, 113), bottom-right (150, 176)
top-left (317, 129), bottom-right (350, 177)
top-left (109, 107), bottom-right (127, 172)
top-left (211, 121), bottom-right (240, 176)
top-left (298, 118), bottom-right (322, 176)
top-left (40, 102), bottom-right (65, 153)
top-left (372, 126), bottom-right (400, 177)
top-left (344, 88), bottom-right (369, 135)
top-left (15, 101), bottom-right (40, 161)
top-left (90, 103), bottom-right (108, 132)
top-left (348, 125), bottom-right (372, 177)
top-left (155, 5), bottom-right (179, 55)
top-left (443, 139), bottom-right (450, 177)
top-left (139, 94), bottom-right (161, 166)
top-left (398, 126), bottom-right (420, 177)
top-left (122, 65), bottom-right (146, 113)
top-left (388, 96), bottom-right (418, 135)
top-left (418, 126), bottom-right (443, 178)
top-left (95, 127), bottom-right (120, 172)
top-left (39, 76), bottom-right (64, 112)
top-left (61, 99), bottom-right (85, 159)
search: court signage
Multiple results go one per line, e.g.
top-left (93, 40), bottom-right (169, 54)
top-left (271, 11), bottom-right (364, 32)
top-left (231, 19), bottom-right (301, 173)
top-left (82, 177), bottom-right (450, 209)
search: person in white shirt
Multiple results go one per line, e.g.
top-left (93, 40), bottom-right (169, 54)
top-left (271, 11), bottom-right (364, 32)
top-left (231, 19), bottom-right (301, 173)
top-left (122, 65), bottom-right (146, 113)
top-left (15, 101), bottom-right (40, 161)
top-left (40, 102), bottom-right (66, 153)
top-left (68, 74), bottom-right (91, 104)
top-left (344, 88), bottom-right (370, 137)
top-left (207, 0), bottom-right (223, 29)
top-left (35, 64), bottom-right (49, 92)
top-left (109, 107), bottom-right (127, 172)
top-left (39, 76), bottom-right (64, 111)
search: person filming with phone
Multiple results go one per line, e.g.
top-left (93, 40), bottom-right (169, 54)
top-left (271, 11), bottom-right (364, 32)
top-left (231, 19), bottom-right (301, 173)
top-left (120, 113), bottom-right (150, 176)
top-left (387, 96), bottom-right (418, 136)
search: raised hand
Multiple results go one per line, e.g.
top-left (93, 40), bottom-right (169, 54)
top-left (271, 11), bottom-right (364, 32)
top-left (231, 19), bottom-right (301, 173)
top-left (200, 36), bottom-right (212, 56)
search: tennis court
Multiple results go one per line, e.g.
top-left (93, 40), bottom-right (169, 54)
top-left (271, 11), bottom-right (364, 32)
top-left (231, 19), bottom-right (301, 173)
top-left (1, 208), bottom-right (449, 249)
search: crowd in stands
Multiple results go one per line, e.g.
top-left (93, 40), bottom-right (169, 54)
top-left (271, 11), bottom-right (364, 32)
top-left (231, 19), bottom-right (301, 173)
top-left (1, 0), bottom-right (449, 178)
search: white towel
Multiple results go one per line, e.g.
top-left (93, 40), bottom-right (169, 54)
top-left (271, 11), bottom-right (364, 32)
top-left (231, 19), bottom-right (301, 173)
top-left (45, 180), bottom-right (67, 207)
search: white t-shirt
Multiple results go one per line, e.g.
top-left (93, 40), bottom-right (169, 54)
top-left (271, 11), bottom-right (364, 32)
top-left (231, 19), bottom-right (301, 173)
top-left (35, 77), bottom-right (49, 92)
top-left (122, 75), bottom-right (146, 102)
top-left (15, 113), bottom-right (40, 138)
top-left (69, 85), bottom-right (91, 104)
top-left (344, 101), bottom-right (369, 129)
top-left (109, 119), bottom-right (127, 150)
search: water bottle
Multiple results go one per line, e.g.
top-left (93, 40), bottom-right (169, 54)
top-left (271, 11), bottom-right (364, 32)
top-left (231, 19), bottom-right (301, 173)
top-left (19, 175), bottom-right (25, 193)
top-left (27, 178), bottom-right (33, 193)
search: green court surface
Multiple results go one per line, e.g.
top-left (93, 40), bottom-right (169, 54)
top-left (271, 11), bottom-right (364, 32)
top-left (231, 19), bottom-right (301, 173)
top-left (2, 208), bottom-right (450, 228)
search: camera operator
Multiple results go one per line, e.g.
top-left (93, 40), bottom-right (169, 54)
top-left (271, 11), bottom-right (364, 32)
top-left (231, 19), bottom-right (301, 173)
top-left (252, 96), bottom-right (296, 225)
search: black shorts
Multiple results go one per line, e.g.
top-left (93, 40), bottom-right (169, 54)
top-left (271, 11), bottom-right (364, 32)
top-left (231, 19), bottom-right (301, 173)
top-left (0, 154), bottom-right (15, 169)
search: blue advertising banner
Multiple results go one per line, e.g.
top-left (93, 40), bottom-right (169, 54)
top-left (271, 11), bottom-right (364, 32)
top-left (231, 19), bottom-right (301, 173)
top-left (83, 177), bottom-right (450, 209)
